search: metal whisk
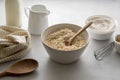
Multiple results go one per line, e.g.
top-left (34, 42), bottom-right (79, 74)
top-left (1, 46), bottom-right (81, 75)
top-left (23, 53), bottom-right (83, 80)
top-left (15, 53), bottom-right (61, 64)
top-left (94, 42), bottom-right (115, 61)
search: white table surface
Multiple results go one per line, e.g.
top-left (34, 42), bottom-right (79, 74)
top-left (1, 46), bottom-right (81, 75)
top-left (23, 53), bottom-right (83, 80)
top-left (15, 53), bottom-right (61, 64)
top-left (0, 0), bottom-right (120, 80)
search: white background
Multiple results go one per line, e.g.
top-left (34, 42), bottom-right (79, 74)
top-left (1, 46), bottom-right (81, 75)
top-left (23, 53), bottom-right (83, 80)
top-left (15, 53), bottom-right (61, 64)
top-left (0, 0), bottom-right (120, 80)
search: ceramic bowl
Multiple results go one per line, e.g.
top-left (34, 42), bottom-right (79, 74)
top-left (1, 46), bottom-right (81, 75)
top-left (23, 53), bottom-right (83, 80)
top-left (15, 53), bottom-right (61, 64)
top-left (41, 23), bottom-right (89, 64)
top-left (114, 34), bottom-right (120, 54)
top-left (86, 15), bottom-right (117, 40)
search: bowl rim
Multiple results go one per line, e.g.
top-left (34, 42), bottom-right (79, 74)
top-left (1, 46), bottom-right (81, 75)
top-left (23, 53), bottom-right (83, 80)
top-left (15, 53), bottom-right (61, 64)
top-left (41, 23), bottom-right (89, 52)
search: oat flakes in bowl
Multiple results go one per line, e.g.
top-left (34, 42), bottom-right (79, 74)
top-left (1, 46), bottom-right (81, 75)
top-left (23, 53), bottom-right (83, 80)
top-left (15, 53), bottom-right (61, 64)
top-left (44, 28), bottom-right (87, 51)
top-left (41, 23), bottom-right (89, 64)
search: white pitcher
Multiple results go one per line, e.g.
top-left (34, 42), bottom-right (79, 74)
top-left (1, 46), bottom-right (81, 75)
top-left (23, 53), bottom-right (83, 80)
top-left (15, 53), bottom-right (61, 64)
top-left (25, 4), bottom-right (50, 35)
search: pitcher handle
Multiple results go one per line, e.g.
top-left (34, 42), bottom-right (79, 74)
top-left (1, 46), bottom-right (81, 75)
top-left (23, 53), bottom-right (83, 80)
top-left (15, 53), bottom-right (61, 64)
top-left (24, 7), bottom-right (30, 18)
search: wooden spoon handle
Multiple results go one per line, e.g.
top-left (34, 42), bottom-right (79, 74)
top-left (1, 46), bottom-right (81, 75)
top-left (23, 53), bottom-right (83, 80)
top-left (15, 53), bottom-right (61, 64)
top-left (0, 72), bottom-right (8, 77)
top-left (69, 22), bottom-right (93, 45)
top-left (76, 22), bottom-right (92, 36)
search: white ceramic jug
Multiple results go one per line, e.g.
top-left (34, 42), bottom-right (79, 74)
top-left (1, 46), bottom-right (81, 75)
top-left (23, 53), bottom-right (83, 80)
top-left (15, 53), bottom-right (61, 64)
top-left (25, 4), bottom-right (50, 35)
top-left (5, 0), bottom-right (22, 27)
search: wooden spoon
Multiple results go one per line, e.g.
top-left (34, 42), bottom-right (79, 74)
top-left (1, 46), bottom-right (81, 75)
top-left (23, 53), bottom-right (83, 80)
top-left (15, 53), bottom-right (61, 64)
top-left (65, 22), bottom-right (93, 46)
top-left (0, 59), bottom-right (38, 77)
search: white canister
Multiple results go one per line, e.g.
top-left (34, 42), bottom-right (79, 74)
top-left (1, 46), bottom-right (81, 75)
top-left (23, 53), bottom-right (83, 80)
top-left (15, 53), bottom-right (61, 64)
top-left (25, 4), bottom-right (50, 35)
top-left (5, 0), bottom-right (22, 27)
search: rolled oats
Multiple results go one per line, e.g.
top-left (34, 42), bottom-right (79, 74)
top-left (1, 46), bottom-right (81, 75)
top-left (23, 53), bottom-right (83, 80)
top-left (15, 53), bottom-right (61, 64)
top-left (44, 28), bottom-right (87, 51)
